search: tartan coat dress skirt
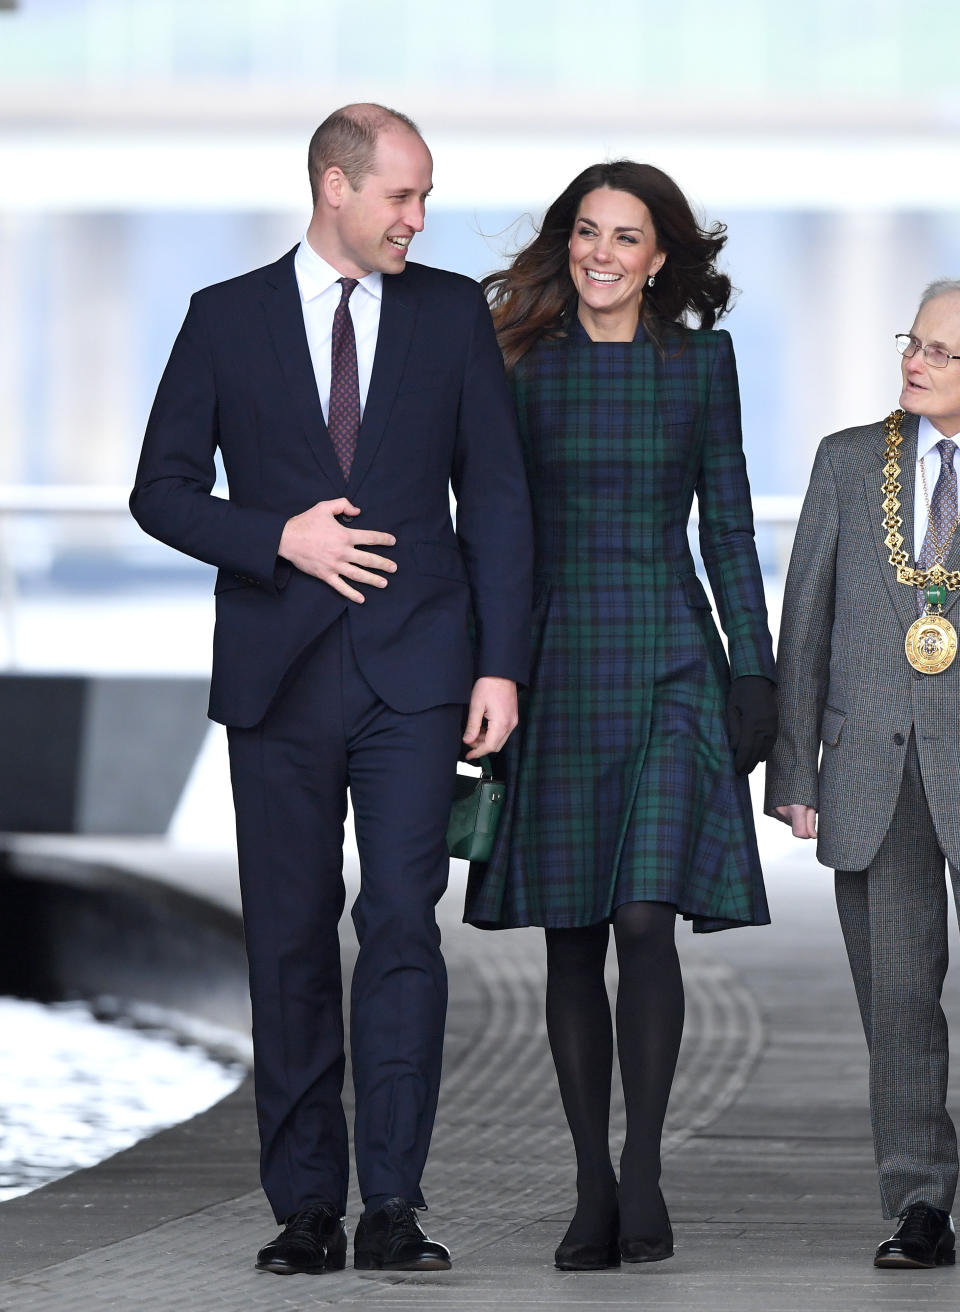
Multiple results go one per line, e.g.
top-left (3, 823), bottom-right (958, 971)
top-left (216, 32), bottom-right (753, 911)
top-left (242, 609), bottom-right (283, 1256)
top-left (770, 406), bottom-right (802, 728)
top-left (464, 318), bottom-right (777, 933)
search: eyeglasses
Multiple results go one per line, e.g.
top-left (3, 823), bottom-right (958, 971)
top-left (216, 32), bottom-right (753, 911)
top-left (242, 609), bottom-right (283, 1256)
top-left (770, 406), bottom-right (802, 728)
top-left (895, 333), bottom-right (960, 369)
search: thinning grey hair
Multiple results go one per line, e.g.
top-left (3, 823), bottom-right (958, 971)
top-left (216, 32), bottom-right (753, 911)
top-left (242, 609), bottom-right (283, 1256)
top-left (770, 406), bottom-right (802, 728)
top-left (307, 104), bottom-right (421, 203)
top-left (920, 278), bottom-right (960, 308)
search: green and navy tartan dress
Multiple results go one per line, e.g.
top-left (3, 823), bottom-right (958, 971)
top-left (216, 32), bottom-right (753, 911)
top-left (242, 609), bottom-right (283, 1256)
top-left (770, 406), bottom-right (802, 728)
top-left (464, 318), bottom-right (776, 933)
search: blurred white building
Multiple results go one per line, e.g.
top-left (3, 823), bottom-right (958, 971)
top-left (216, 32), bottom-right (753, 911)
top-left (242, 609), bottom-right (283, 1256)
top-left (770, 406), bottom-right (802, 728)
top-left (1, 0), bottom-right (959, 645)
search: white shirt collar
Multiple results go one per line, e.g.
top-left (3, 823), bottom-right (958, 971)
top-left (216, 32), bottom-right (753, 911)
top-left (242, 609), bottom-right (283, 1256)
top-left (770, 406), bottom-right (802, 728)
top-left (294, 236), bottom-right (383, 303)
top-left (917, 415), bottom-right (943, 463)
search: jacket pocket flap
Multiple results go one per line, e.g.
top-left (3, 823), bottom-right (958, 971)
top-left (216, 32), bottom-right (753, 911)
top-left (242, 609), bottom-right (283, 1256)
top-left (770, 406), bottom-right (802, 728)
top-left (413, 541), bottom-right (468, 582)
top-left (214, 570), bottom-right (255, 595)
top-left (820, 706), bottom-right (846, 747)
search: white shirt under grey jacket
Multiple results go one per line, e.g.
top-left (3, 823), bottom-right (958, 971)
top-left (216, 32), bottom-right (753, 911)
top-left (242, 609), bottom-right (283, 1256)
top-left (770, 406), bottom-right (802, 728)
top-left (914, 414), bottom-right (953, 559)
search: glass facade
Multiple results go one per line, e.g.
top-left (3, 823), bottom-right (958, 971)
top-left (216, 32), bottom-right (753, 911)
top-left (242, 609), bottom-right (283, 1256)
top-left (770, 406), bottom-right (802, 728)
top-left (2, 0), bottom-right (958, 97)
top-left (2, 0), bottom-right (960, 664)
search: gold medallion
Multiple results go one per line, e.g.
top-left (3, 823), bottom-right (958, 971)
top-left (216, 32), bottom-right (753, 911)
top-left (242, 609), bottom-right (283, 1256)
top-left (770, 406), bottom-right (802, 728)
top-left (881, 409), bottom-right (960, 673)
top-left (905, 612), bottom-right (958, 674)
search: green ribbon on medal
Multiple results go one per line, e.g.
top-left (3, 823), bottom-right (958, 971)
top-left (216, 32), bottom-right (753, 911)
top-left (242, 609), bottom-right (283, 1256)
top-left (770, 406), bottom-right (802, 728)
top-left (906, 585), bottom-right (958, 673)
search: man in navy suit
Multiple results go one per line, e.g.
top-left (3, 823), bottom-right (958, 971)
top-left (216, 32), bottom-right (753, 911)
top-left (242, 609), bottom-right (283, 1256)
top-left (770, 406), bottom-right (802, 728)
top-left (131, 103), bottom-right (533, 1275)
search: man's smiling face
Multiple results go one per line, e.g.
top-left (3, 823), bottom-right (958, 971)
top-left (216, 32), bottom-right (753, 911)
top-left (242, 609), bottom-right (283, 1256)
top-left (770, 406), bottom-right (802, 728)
top-left (329, 128), bottom-right (433, 278)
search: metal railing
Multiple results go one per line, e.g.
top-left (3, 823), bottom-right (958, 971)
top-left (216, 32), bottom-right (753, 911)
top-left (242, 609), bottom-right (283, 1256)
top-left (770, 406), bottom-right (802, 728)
top-left (0, 487), bottom-right (806, 519)
top-left (0, 486), bottom-right (804, 668)
top-left (0, 486), bottom-right (136, 665)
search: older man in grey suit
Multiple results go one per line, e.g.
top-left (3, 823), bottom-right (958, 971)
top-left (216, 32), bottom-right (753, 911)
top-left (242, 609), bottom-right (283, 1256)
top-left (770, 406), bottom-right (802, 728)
top-left (767, 279), bottom-right (960, 1270)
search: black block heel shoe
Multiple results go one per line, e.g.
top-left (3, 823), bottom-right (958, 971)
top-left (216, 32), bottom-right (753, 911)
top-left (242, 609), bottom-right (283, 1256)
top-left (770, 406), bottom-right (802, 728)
top-left (619, 1190), bottom-right (674, 1264)
top-left (554, 1214), bottom-right (621, 1271)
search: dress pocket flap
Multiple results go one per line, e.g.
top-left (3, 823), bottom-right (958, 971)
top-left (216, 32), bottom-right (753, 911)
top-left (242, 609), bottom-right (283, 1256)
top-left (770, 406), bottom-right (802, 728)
top-left (680, 574), bottom-right (712, 611)
top-left (820, 706), bottom-right (846, 747)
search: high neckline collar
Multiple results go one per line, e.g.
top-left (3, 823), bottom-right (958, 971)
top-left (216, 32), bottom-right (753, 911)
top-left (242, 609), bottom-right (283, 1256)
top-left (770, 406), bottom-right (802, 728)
top-left (569, 315), bottom-right (649, 346)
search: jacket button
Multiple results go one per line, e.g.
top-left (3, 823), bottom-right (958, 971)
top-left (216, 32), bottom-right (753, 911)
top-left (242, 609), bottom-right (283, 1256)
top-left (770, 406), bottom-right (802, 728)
top-left (893, 733), bottom-right (905, 746)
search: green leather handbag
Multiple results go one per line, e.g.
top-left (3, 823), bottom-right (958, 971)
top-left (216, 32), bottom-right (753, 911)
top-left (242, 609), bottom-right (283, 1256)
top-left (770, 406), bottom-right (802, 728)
top-left (446, 756), bottom-right (505, 863)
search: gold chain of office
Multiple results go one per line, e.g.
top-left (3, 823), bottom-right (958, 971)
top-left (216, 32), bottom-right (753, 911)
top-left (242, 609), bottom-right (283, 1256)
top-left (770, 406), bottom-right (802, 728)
top-left (882, 408), bottom-right (960, 591)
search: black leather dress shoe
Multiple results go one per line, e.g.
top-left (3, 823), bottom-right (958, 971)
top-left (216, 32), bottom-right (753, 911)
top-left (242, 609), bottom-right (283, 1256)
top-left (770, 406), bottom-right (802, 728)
top-left (620, 1191), bottom-right (674, 1263)
top-left (874, 1203), bottom-right (955, 1269)
top-left (255, 1202), bottom-right (348, 1274)
top-left (354, 1197), bottom-right (452, 1271)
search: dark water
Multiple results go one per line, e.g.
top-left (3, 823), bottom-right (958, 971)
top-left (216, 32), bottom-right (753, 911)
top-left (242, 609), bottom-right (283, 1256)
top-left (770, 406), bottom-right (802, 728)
top-left (0, 996), bottom-right (247, 1200)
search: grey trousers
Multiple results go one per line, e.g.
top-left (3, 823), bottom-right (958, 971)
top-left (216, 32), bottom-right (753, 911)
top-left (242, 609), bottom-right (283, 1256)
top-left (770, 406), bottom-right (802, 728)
top-left (835, 733), bottom-right (960, 1219)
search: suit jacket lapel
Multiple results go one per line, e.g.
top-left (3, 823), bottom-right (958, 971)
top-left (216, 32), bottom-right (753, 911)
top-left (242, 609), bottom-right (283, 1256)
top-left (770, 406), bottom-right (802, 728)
top-left (869, 409), bottom-right (920, 636)
top-left (261, 248), bottom-right (347, 492)
top-left (346, 273), bottom-right (417, 498)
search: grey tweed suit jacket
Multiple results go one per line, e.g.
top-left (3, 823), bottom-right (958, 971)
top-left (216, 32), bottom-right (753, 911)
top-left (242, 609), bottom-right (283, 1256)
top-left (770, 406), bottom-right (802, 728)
top-left (765, 410), bottom-right (960, 872)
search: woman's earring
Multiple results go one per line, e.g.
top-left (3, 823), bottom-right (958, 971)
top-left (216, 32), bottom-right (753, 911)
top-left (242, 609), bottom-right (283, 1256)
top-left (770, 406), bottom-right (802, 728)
top-left (647, 274), bottom-right (656, 288)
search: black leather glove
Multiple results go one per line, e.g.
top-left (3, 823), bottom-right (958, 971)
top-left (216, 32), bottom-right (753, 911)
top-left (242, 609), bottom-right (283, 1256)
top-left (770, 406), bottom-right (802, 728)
top-left (726, 675), bottom-right (778, 776)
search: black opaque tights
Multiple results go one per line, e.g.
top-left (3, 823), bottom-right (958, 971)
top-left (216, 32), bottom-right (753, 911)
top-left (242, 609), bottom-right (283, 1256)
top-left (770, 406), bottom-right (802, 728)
top-left (544, 900), bottom-right (684, 1245)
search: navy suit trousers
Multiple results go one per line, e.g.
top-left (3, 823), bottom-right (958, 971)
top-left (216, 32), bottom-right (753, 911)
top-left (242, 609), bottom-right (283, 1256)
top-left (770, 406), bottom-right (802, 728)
top-left (227, 616), bottom-right (463, 1220)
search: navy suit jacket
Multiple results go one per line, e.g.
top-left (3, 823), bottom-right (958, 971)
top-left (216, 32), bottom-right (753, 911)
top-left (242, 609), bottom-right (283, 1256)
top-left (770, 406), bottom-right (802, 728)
top-left (131, 249), bottom-right (533, 727)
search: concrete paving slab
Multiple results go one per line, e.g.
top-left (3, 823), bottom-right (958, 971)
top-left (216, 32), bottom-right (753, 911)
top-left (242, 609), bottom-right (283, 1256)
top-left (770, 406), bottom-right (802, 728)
top-left (4, 841), bottom-right (960, 1309)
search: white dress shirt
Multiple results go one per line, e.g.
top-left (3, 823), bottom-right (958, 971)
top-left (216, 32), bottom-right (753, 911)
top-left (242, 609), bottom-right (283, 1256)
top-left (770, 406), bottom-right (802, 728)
top-left (913, 415), bottom-right (958, 559)
top-left (294, 237), bottom-right (383, 421)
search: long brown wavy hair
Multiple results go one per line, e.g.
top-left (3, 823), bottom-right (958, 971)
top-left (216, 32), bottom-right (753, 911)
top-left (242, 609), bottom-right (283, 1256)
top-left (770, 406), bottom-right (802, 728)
top-left (482, 161), bottom-right (733, 370)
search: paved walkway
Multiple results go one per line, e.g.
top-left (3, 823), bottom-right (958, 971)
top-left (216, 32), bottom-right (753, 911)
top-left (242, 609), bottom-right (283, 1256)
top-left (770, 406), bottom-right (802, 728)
top-left (4, 835), bottom-right (960, 1310)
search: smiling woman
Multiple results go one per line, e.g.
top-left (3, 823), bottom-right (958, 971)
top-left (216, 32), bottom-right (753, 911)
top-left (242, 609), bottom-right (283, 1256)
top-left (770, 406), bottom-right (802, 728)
top-left (467, 158), bottom-right (777, 1272)
top-left (567, 189), bottom-right (665, 341)
top-left (482, 160), bottom-right (732, 370)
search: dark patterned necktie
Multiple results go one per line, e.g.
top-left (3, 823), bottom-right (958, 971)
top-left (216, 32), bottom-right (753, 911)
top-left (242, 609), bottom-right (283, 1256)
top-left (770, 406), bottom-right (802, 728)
top-left (917, 437), bottom-right (958, 612)
top-left (328, 277), bottom-right (360, 479)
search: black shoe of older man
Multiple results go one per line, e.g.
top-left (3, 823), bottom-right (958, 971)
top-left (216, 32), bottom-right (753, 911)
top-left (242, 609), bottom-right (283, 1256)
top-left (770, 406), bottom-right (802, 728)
top-left (354, 1197), bottom-right (452, 1271)
top-left (255, 1202), bottom-right (347, 1274)
top-left (874, 1203), bottom-right (956, 1268)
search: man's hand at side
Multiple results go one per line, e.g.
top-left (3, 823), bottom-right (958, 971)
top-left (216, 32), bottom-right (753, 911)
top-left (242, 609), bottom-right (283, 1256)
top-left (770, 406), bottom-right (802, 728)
top-left (279, 498), bottom-right (397, 603)
top-left (463, 677), bottom-right (519, 759)
top-left (776, 804), bottom-right (818, 839)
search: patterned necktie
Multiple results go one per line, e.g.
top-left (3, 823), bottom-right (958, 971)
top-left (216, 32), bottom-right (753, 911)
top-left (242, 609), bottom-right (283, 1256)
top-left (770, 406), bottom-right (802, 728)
top-left (917, 437), bottom-right (958, 612)
top-left (328, 277), bottom-right (360, 479)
